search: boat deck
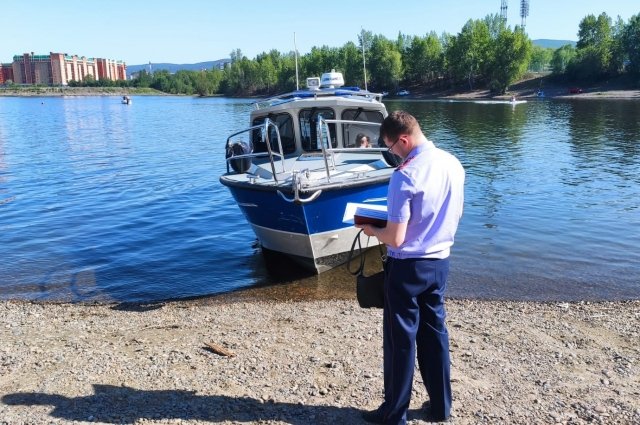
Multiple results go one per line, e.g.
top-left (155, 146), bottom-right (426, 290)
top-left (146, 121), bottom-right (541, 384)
top-left (221, 150), bottom-right (394, 191)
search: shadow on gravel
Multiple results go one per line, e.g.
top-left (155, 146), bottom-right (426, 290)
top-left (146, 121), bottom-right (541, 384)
top-left (110, 302), bottom-right (166, 312)
top-left (2, 384), bottom-right (370, 424)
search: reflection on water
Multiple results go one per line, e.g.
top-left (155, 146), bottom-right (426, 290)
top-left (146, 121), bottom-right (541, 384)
top-left (0, 97), bottom-right (638, 303)
top-left (220, 246), bottom-right (383, 304)
top-left (388, 98), bottom-right (639, 301)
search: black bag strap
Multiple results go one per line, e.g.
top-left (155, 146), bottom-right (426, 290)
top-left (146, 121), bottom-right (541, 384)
top-left (346, 230), bottom-right (386, 276)
top-left (347, 229), bottom-right (365, 276)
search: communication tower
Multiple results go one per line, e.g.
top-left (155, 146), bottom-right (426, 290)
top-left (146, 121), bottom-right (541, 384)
top-left (520, 0), bottom-right (530, 31)
top-left (500, 0), bottom-right (508, 23)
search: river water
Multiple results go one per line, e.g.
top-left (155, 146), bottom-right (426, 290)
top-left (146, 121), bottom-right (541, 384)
top-left (0, 95), bottom-right (638, 303)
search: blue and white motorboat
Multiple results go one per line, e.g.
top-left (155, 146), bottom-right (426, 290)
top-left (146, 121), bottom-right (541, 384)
top-left (220, 71), bottom-right (399, 273)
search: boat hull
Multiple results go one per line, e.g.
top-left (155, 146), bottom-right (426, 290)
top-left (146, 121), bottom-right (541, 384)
top-left (224, 181), bottom-right (387, 273)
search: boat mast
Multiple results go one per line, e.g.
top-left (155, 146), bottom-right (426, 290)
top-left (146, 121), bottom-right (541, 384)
top-left (294, 32), bottom-right (300, 90)
top-left (361, 28), bottom-right (368, 91)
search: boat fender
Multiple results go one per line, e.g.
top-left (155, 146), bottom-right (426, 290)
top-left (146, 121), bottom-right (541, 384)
top-left (226, 141), bottom-right (252, 173)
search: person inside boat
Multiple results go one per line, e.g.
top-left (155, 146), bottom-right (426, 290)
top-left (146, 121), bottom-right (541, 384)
top-left (356, 133), bottom-right (371, 148)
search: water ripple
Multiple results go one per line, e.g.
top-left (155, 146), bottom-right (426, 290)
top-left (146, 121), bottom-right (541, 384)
top-left (0, 97), bottom-right (638, 302)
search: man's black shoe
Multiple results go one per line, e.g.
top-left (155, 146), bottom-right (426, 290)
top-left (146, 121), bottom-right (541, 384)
top-left (423, 407), bottom-right (450, 423)
top-left (421, 401), bottom-right (449, 423)
top-left (361, 409), bottom-right (385, 424)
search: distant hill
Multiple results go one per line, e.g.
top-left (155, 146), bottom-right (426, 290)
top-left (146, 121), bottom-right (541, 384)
top-left (532, 39), bottom-right (576, 49)
top-left (126, 59), bottom-right (230, 77)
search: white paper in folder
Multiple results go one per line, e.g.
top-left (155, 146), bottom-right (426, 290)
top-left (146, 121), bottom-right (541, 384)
top-left (342, 202), bottom-right (388, 225)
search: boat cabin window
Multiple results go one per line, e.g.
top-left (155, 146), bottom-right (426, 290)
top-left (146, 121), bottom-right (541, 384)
top-left (251, 113), bottom-right (296, 155)
top-left (341, 109), bottom-right (385, 148)
top-left (299, 108), bottom-right (337, 151)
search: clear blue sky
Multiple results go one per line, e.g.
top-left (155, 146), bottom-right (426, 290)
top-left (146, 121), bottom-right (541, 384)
top-left (1, 0), bottom-right (637, 65)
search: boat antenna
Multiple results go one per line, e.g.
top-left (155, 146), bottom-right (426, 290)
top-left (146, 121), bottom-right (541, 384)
top-left (361, 28), bottom-right (368, 91)
top-left (294, 32), bottom-right (300, 90)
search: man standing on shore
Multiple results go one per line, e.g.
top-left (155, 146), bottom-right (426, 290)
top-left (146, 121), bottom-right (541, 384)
top-left (356, 110), bottom-right (465, 424)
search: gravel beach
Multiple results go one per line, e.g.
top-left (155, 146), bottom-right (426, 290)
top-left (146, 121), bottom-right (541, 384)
top-left (1, 297), bottom-right (638, 424)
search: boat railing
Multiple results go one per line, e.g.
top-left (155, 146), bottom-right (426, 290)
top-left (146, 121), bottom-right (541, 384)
top-left (226, 118), bottom-right (386, 186)
top-left (253, 88), bottom-right (384, 110)
top-left (317, 118), bottom-right (385, 183)
top-left (225, 119), bottom-right (286, 183)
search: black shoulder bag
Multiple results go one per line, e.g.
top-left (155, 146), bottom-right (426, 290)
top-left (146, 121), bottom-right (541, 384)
top-left (347, 229), bottom-right (386, 309)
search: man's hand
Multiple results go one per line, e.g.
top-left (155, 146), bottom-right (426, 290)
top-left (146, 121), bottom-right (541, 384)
top-left (355, 223), bottom-right (375, 237)
top-left (355, 221), bottom-right (408, 248)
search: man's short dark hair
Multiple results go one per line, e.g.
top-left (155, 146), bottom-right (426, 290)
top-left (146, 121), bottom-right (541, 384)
top-left (379, 110), bottom-right (419, 141)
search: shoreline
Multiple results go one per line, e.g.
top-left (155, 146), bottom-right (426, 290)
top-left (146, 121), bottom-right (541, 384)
top-left (1, 85), bottom-right (639, 100)
top-left (401, 74), bottom-right (640, 101)
top-left (417, 89), bottom-right (640, 100)
top-left (1, 297), bottom-right (638, 424)
top-left (0, 87), bottom-right (165, 97)
top-left (412, 87), bottom-right (640, 101)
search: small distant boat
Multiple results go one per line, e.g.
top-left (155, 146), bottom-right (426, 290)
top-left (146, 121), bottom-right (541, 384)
top-left (220, 71), bottom-right (399, 273)
top-left (121, 96), bottom-right (132, 105)
top-left (474, 99), bottom-right (527, 105)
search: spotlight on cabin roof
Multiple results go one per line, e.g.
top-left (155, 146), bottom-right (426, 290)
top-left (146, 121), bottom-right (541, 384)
top-left (320, 70), bottom-right (344, 89)
top-left (306, 77), bottom-right (320, 90)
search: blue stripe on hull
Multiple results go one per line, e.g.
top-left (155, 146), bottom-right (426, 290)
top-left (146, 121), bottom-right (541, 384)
top-left (228, 184), bottom-right (388, 235)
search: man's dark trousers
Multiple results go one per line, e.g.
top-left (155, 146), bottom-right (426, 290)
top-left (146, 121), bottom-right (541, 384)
top-left (379, 257), bottom-right (452, 425)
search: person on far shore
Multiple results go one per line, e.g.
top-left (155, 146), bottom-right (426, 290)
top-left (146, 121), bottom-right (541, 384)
top-left (356, 133), bottom-right (371, 148)
top-left (356, 110), bottom-right (465, 424)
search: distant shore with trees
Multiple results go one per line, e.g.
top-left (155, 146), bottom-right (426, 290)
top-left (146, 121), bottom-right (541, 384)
top-left (2, 11), bottom-right (639, 99)
top-left (2, 74), bottom-right (638, 100)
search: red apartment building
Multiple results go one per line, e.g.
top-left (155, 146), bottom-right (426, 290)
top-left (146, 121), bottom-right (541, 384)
top-left (0, 63), bottom-right (14, 84)
top-left (8, 52), bottom-right (126, 85)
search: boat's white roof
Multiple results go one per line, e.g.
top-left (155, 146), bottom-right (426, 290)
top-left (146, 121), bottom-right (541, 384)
top-left (254, 87), bottom-right (385, 111)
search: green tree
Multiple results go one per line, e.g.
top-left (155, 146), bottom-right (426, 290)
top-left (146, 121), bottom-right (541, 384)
top-left (396, 31), bottom-right (411, 53)
top-left (609, 16), bottom-right (627, 74)
top-left (404, 33), bottom-right (444, 85)
top-left (551, 44), bottom-right (576, 74)
top-left (572, 13), bottom-right (614, 79)
top-left (223, 49), bottom-right (252, 95)
top-left (171, 70), bottom-right (196, 95)
top-left (358, 29), bottom-right (374, 52)
top-left (256, 52), bottom-right (278, 93)
top-left (446, 19), bottom-right (491, 89)
top-left (622, 14), bottom-right (640, 76)
top-left (150, 70), bottom-right (172, 92)
top-left (577, 13), bottom-right (612, 49)
top-left (487, 28), bottom-right (532, 93)
top-left (134, 69), bottom-right (153, 88)
top-left (368, 35), bottom-right (402, 90)
top-left (276, 51), bottom-right (298, 92)
top-left (340, 41), bottom-right (364, 87)
top-left (195, 69), bottom-right (223, 96)
top-left (529, 45), bottom-right (553, 72)
top-left (230, 48), bottom-right (244, 63)
top-left (484, 13), bottom-right (506, 39)
top-left (302, 46), bottom-right (342, 79)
